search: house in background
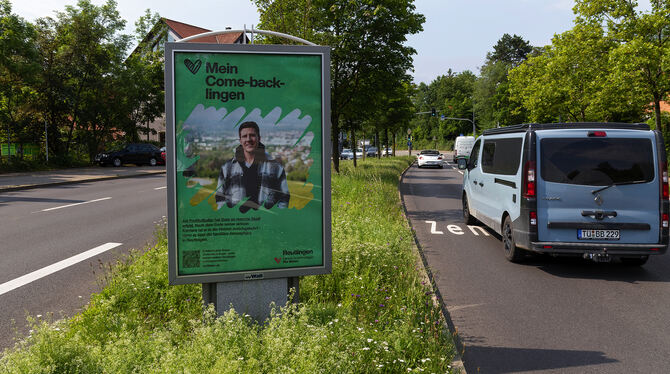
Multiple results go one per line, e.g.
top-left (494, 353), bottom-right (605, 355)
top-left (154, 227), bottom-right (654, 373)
top-left (134, 19), bottom-right (247, 145)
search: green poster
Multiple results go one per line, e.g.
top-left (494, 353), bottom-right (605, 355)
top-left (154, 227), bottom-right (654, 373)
top-left (166, 43), bottom-right (331, 284)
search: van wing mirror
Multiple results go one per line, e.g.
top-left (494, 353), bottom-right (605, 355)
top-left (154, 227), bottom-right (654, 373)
top-left (457, 157), bottom-right (468, 170)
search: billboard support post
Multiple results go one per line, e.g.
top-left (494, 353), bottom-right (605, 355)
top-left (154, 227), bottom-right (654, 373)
top-left (166, 34), bottom-right (331, 321)
top-left (202, 277), bottom-right (299, 321)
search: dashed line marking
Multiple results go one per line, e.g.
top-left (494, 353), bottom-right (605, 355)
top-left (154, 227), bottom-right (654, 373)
top-left (37, 197), bottom-right (112, 212)
top-left (0, 242), bottom-right (123, 296)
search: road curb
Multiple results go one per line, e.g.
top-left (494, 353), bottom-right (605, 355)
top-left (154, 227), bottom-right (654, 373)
top-left (0, 170), bottom-right (166, 193)
top-left (398, 161), bottom-right (467, 374)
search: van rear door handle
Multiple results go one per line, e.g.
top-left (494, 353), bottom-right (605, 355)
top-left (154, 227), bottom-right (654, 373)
top-left (582, 210), bottom-right (617, 220)
top-left (472, 180), bottom-right (477, 185)
top-left (479, 182), bottom-right (483, 187)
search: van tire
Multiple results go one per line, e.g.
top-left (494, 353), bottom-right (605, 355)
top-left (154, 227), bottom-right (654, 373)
top-left (620, 256), bottom-right (649, 266)
top-left (502, 216), bottom-right (524, 263)
top-left (463, 195), bottom-right (476, 225)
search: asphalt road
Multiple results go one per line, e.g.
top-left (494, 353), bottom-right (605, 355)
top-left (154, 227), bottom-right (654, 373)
top-left (401, 161), bottom-right (670, 374)
top-left (0, 174), bottom-right (167, 350)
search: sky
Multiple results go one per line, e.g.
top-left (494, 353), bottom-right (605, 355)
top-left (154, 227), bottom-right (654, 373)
top-left (9, 0), bottom-right (653, 85)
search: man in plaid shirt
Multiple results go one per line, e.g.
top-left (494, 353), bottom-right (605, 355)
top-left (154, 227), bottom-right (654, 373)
top-left (216, 121), bottom-right (290, 212)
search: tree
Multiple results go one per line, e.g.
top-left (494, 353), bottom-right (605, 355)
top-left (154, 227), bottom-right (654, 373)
top-left (508, 22), bottom-right (646, 123)
top-left (410, 70), bottom-right (476, 146)
top-left (374, 80), bottom-right (415, 157)
top-left (474, 34), bottom-right (533, 130)
top-left (120, 53), bottom-right (164, 145)
top-left (324, 0), bottom-right (423, 171)
top-left (37, 0), bottom-right (131, 157)
top-left (0, 0), bottom-right (39, 159)
top-left (33, 16), bottom-right (70, 158)
top-left (574, 0), bottom-right (670, 130)
top-left (487, 33), bottom-right (533, 67)
top-left (254, 0), bottom-right (425, 172)
top-left (252, 0), bottom-right (318, 43)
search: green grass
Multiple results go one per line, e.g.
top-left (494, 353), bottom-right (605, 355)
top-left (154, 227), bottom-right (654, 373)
top-left (0, 156), bottom-right (458, 373)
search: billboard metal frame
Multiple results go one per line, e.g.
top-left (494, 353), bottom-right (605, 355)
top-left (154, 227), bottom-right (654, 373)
top-left (165, 42), bottom-right (331, 285)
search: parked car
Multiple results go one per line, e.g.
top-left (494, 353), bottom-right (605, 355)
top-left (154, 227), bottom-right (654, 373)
top-left (344, 148), bottom-right (364, 159)
top-left (95, 143), bottom-right (164, 167)
top-left (160, 146), bottom-right (166, 163)
top-left (366, 146), bottom-right (378, 157)
top-left (340, 148), bottom-right (354, 160)
top-left (417, 150), bottom-right (444, 168)
top-left (457, 122), bottom-right (669, 265)
top-left (383, 147), bottom-right (393, 157)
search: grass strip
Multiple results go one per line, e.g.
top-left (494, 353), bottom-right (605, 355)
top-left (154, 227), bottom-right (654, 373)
top-left (0, 156), bottom-right (458, 373)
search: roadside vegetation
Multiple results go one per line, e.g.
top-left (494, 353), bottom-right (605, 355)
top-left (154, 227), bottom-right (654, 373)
top-left (0, 157), bottom-right (459, 373)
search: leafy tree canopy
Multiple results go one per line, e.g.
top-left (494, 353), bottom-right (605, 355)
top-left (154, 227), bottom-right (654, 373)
top-left (486, 33), bottom-right (533, 67)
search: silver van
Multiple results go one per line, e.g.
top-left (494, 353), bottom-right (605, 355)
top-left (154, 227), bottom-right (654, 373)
top-left (458, 123), bottom-right (669, 265)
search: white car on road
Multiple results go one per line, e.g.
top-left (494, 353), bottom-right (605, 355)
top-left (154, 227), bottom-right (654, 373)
top-left (417, 150), bottom-right (444, 168)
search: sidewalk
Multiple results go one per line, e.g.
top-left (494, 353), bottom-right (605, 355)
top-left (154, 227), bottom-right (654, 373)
top-left (0, 166), bottom-right (166, 192)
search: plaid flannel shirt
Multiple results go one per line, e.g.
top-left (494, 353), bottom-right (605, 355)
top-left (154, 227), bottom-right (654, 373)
top-left (215, 144), bottom-right (289, 210)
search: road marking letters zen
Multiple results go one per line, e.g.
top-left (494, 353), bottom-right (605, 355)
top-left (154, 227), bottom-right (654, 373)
top-left (424, 221), bottom-right (490, 236)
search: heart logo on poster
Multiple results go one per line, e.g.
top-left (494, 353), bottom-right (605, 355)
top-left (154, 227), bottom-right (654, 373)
top-left (184, 59), bottom-right (202, 75)
top-left (274, 257), bottom-right (282, 264)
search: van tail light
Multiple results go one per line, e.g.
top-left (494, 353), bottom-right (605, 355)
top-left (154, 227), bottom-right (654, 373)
top-left (662, 162), bottom-right (669, 200)
top-left (588, 131), bottom-right (607, 137)
top-left (523, 161), bottom-right (536, 198)
top-left (662, 213), bottom-right (669, 229)
top-left (530, 211), bottom-right (537, 226)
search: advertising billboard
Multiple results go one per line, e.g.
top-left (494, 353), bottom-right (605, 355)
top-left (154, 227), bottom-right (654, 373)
top-left (165, 43), bottom-right (331, 284)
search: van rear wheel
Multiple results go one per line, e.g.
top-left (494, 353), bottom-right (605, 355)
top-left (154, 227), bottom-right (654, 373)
top-left (463, 195), bottom-right (476, 225)
top-left (502, 216), bottom-right (525, 263)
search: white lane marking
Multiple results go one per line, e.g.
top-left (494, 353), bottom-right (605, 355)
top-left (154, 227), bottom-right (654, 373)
top-left (39, 197), bottom-right (112, 212)
top-left (426, 220), bottom-right (444, 234)
top-left (0, 242), bottom-right (122, 296)
top-left (154, 186), bottom-right (167, 190)
top-left (447, 303), bottom-right (485, 312)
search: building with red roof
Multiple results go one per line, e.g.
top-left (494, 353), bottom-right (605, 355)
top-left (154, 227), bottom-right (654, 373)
top-left (133, 19), bottom-right (247, 144)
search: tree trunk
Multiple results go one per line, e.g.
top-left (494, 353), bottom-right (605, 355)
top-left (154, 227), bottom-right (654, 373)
top-left (384, 128), bottom-right (389, 157)
top-left (65, 114), bottom-right (77, 155)
top-left (331, 110), bottom-right (340, 173)
top-left (5, 122), bottom-right (10, 158)
top-left (351, 126), bottom-right (357, 168)
top-left (375, 131), bottom-right (380, 158)
top-left (362, 130), bottom-right (366, 160)
top-left (654, 97), bottom-right (663, 133)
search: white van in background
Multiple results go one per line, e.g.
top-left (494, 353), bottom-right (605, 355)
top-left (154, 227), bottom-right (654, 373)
top-left (453, 135), bottom-right (476, 162)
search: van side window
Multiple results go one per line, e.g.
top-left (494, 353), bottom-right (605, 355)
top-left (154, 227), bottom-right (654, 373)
top-left (482, 142), bottom-right (495, 170)
top-left (469, 139), bottom-right (481, 169)
top-left (481, 138), bottom-right (523, 175)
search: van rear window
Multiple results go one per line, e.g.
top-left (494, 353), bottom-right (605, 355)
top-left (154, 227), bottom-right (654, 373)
top-left (540, 138), bottom-right (654, 185)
